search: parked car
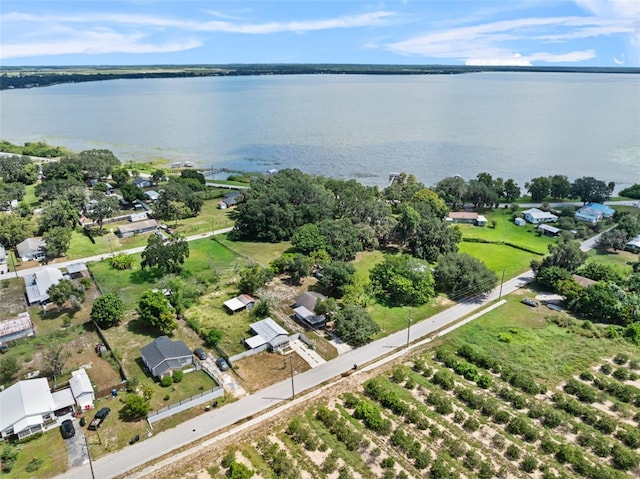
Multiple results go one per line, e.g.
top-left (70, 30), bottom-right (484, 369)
top-left (0, 344), bottom-right (8, 354)
top-left (60, 419), bottom-right (75, 439)
top-left (216, 357), bottom-right (229, 371)
top-left (194, 347), bottom-right (207, 360)
top-left (88, 407), bottom-right (111, 430)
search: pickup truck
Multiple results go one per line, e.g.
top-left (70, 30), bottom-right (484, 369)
top-left (88, 407), bottom-right (110, 430)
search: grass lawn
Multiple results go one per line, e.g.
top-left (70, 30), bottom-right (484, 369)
top-left (23, 183), bottom-right (40, 209)
top-left (458, 208), bottom-right (554, 255)
top-left (444, 293), bottom-right (635, 385)
top-left (65, 228), bottom-right (149, 261)
top-left (458, 242), bottom-right (538, 278)
top-left (7, 430), bottom-right (67, 479)
top-left (585, 248), bottom-right (636, 276)
top-left (217, 235), bottom-right (292, 266)
top-left (0, 277), bottom-right (27, 320)
top-left (170, 196), bottom-right (235, 237)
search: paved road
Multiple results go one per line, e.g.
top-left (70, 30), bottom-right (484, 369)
top-left (0, 227), bottom-right (234, 282)
top-left (56, 271), bottom-right (534, 479)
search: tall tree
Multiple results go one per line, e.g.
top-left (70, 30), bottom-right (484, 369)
top-left (42, 226), bottom-right (72, 260)
top-left (408, 217), bottom-right (462, 262)
top-left (45, 343), bottom-right (71, 377)
top-left (110, 167), bottom-right (130, 187)
top-left (549, 175), bottom-right (571, 200)
top-left (38, 198), bottom-right (79, 234)
top-left (502, 179), bottom-right (521, 202)
top-left (540, 238), bottom-right (588, 273)
top-left (317, 261), bottom-right (356, 297)
top-left (141, 234), bottom-right (190, 275)
top-left (291, 223), bottom-right (327, 255)
top-left (151, 169), bottom-right (165, 185)
top-left (434, 252), bottom-right (498, 298)
top-left (525, 177), bottom-right (551, 202)
top-left (238, 263), bottom-right (272, 295)
top-left (370, 254), bottom-right (435, 306)
top-left (570, 176), bottom-right (610, 204)
top-left (435, 176), bottom-right (467, 210)
top-left (0, 214), bottom-right (33, 248)
top-left (333, 304), bottom-right (379, 347)
top-left (74, 149), bottom-right (121, 180)
top-left (137, 290), bottom-right (176, 334)
top-left (0, 155), bottom-right (38, 184)
top-left (90, 293), bottom-right (125, 329)
top-left (47, 279), bottom-right (85, 309)
top-left (87, 192), bottom-right (120, 231)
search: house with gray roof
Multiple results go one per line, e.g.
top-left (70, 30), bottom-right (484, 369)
top-left (140, 336), bottom-right (193, 379)
top-left (116, 219), bottom-right (158, 238)
top-left (16, 237), bottom-right (46, 261)
top-left (245, 318), bottom-right (290, 352)
top-left (24, 267), bottom-right (63, 305)
top-left (293, 292), bottom-right (327, 328)
top-left (625, 235), bottom-right (640, 253)
top-left (0, 244), bottom-right (7, 274)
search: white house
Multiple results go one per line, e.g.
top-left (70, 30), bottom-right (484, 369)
top-left (24, 268), bottom-right (63, 305)
top-left (0, 378), bottom-right (56, 440)
top-left (522, 208), bottom-right (558, 224)
top-left (16, 237), bottom-right (46, 262)
top-left (245, 318), bottom-right (290, 352)
top-left (0, 244), bottom-right (8, 274)
top-left (69, 368), bottom-right (95, 411)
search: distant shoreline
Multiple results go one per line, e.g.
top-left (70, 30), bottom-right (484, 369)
top-left (1, 63), bottom-right (639, 90)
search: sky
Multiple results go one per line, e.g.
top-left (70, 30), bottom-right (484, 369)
top-left (1, 1), bottom-right (639, 67)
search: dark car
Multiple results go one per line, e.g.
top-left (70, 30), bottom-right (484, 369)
top-left (216, 357), bottom-right (229, 371)
top-left (60, 419), bottom-right (75, 439)
top-left (194, 348), bottom-right (207, 360)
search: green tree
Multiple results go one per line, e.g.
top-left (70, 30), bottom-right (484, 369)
top-left (570, 176), bottom-right (610, 204)
top-left (599, 228), bottom-right (631, 251)
top-left (151, 169), bottom-right (165, 185)
top-left (549, 175), bottom-right (571, 199)
top-left (539, 237), bottom-right (588, 273)
top-left (137, 290), bottom-right (176, 334)
top-left (42, 226), bottom-right (73, 260)
top-left (434, 252), bottom-right (498, 298)
top-left (121, 393), bottom-right (151, 420)
top-left (334, 304), bottom-right (379, 347)
top-left (291, 223), bottom-right (327, 255)
top-left (120, 183), bottom-right (146, 203)
top-left (38, 198), bottom-right (79, 234)
top-left (502, 178), bottom-right (521, 202)
top-left (525, 176), bottom-right (551, 202)
top-left (0, 213), bottom-right (33, 248)
top-left (317, 261), bottom-right (356, 297)
top-left (205, 329), bottom-right (224, 347)
top-left (90, 293), bottom-right (125, 329)
top-left (0, 155), bottom-right (38, 184)
top-left (141, 234), bottom-right (190, 275)
top-left (465, 179), bottom-right (498, 208)
top-left (408, 217), bottom-right (462, 262)
top-left (110, 167), bottom-right (130, 187)
top-left (271, 253), bottom-right (311, 285)
top-left (74, 149), bottom-right (121, 180)
top-left (47, 279), bottom-right (85, 309)
top-left (435, 176), bottom-right (467, 209)
top-left (410, 188), bottom-right (449, 220)
top-left (157, 275), bottom-right (204, 314)
top-left (87, 192), bottom-right (120, 231)
top-left (317, 218), bottom-right (363, 261)
top-left (370, 255), bottom-right (435, 306)
top-left (0, 356), bottom-right (19, 382)
top-left (238, 263), bottom-right (272, 295)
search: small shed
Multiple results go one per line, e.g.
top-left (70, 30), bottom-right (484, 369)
top-left (144, 190), bottom-right (160, 201)
top-left (66, 262), bottom-right (88, 279)
top-left (537, 224), bottom-right (561, 237)
top-left (223, 294), bottom-right (255, 314)
top-left (69, 369), bottom-right (95, 410)
top-left (0, 312), bottom-right (34, 343)
top-left (514, 217), bottom-right (526, 226)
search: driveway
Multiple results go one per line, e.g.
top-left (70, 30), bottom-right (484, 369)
top-left (200, 354), bottom-right (247, 398)
top-left (62, 418), bottom-right (89, 468)
top-left (289, 339), bottom-right (326, 368)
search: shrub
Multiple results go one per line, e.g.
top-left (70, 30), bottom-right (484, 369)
top-left (579, 371), bottom-right (594, 381)
top-left (172, 370), bottom-right (183, 383)
top-left (600, 363), bottom-right (613, 375)
top-left (25, 458), bottom-right (43, 473)
top-left (613, 353), bottom-right (629, 365)
top-left (613, 367), bottom-right (629, 381)
top-left (463, 417), bottom-right (480, 432)
top-left (491, 434), bottom-right (505, 450)
top-left (520, 456), bottom-right (538, 473)
top-left (506, 444), bottom-right (521, 460)
top-left (611, 444), bottom-right (640, 471)
top-left (160, 375), bottom-right (173, 387)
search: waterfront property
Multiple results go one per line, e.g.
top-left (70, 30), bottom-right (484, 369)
top-left (575, 203), bottom-right (615, 224)
top-left (141, 336), bottom-right (194, 379)
top-left (446, 212), bottom-right (487, 226)
top-left (217, 191), bottom-right (242, 209)
top-left (133, 177), bottom-right (152, 189)
top-left (522, 208), bottom-right (558, 224)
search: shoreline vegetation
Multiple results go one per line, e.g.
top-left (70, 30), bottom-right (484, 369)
top-left (1, 64), bottom-right (639, 90)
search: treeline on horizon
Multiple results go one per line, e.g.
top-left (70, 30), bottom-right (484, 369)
top-left (1, 63), bottom-right (639, 90)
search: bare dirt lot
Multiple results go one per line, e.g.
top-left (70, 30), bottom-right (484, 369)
top-left (0, 277), bottom-right (27, 320)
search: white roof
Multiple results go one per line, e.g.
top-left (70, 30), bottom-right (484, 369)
top-left (0, 379), bottom-right (55, 434)
top-left (250, 317), bottom-right (288, 343)
top-left (245, 335), bottom-right (268, 349)
top-left (52, 388), bottom-right (75, 410)
top-left (523, 208), bottom-right (557, 219)
top-left (24, 268), bottom-right (63, 304)
top-left (224, 297), bottom-right (246, 312)
top-left (70, 369), bottom-right (94, 398)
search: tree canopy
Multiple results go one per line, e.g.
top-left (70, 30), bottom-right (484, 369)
top-left (333, 304), bottom-right (380, 347)
top-left (137, 290), bottom-right (176, 335)
top-left (90, 293), bottom-right (125, 329)
top-left (370, 255), bottom-right (435, 306)
top-left (141, 234), bottom-right (189, 275)
top-left (47, 279), bottom-right (85, 309)
top-left (434, 252), bottom-right (498, 298)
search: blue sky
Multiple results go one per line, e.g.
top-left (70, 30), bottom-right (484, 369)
top-left (1, 1), bottom-right (639, 67)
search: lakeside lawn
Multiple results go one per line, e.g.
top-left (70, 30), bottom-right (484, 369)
top-left (445, 293), bottom-right (634, 385)
top-left (586, 248), bottom-right (636, 276)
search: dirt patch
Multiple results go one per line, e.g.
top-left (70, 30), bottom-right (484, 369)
top-left (0, 277), bottom-right (27, 320)
top-left (234, 350), bottom-right (311, 393)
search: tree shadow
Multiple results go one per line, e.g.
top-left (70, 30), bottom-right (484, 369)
top-left (129, 268), bottom-right (163, 285)
top-left (127, 318), bottom-right (160, 338)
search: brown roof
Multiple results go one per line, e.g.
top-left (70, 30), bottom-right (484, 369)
top-left (448, 212), bottom-right (478, 220)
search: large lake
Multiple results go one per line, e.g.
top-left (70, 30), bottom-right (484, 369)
top-left (1, 72), bottom-right (638, 190)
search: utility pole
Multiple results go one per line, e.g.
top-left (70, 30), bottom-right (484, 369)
top-left (406, 317), bottom-right (412, 348)
top-left (84, 436), bottom-right (96, 479)
top-left (498, 269), bottom-right (505, 300)
top-left (289, 356), bottom-right (295, 400)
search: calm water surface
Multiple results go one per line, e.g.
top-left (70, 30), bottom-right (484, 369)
top-left (1, 73), bottom-right (638, 189)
